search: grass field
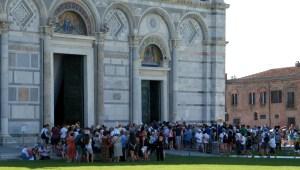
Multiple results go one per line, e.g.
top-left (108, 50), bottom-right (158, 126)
top-left (1, 155), bottom-right (300, 170)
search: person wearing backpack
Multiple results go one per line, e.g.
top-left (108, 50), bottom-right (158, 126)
top-left (75, 130), bottom-right (84, 162)
top-left (40, 124), bottom-right (50, 149)
top-left (261, 131), bottom-right (269, 155)
top-left (84, 133), bottom-right (94, 163)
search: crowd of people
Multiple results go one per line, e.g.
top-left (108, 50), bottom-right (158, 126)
top-left (21, 121), bottom-right (300, 161)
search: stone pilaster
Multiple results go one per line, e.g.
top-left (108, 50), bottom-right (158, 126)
top-left (129, 35), bottom-right (142, 124)
top-left (95, 32), bottom-right (106, 125)
top-left (0, 20), bottom-right (9, 139)
top-left (40, 25), bottom-right (53, 126)
top-left (171, 39), bottom-right (180, 122)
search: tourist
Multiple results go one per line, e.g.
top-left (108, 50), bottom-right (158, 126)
top-left (51, 126), bottom-right (60, 153)
top-left (112, 133), bottom-right (122, 162)
top-left (156, 133), bottom-right (165, 161)
top-left (101, 130), bottom-right (112, 162)
top-left (40, 124), bottom-right (50, 149)
top-left (20, 147), bottom-right (36, 160)
top-left (195, 129), bottom-right (203, 152)
top-left (128, 132), bottom-right (137, 161)
top-left (120, 130), bottom-right (128, 161)
top-left (269, 133), bottom-right (276, 155)
top-left (60, 124), bottom-right (68, 144)
top-left (84, 132), bottom-right (94, 163)
top-left (66, 131), bottom-right (76, 162)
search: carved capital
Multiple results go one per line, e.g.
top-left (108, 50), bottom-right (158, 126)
top-left (171, 39), bottom-right (181, 49)
top-left (40, 25), bottom-right (53, 36)
top-left (95, 31), bottom-right (107, 44)
top-left (0, 21), bottom-right (10, 33)
top-left (128, 35), bottom-right (142, 47)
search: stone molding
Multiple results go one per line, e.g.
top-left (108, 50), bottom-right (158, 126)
top-left (120, 0), bottom-right (229, 10)
top-left (139, 35), bottom-right (171, 61)
top-left (39, 25), bottom-right (53, 36)
top-left (170, 39), bottom-right (181, 49)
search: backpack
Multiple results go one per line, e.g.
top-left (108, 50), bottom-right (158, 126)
top-left (264, 134), bottom-right (270, 143)
top-left (75, 134), bottom-right (83, 146)
top-left (223, 134), bottom-right (228, 143)
top-left (41, 130), bottom-right (47, 139)
top-left (41, 132), bottom-right (46, 139)
top-left (83, 134), bottom-right (90, 145)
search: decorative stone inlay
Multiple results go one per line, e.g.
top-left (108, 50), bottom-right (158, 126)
top-left (10, 0), bottom-right (33, 29)
top-left (147, 16), bottom-right (160, 32)
top-left (105, 9), bottom-right (129, 40)
top-left (178, 18), bottom-right (202, 45)
top-left (171, 13), bottom-right (181, 23)
top-left (94, 0), bottom-right (109, 7)
top-left (135, 8), bottom-right (143, 16)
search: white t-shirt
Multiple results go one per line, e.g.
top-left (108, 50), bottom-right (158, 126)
top-left (203, 133), bottom-right (210, 144)
top-left (41, 128), bottom-right (49, 137)
top-left (241, 136), bottom-right (246, 145)
top-left (195, 132), bottom-right (203, 144)
top-left (60, 127), bottom-right (68, 139)
top-left (269, 137), bottom-right (276, 148)
top-left (21, 148), bottom-right (29, 157)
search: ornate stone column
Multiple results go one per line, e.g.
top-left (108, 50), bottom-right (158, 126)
top-left (0, 20), bottom-right (9, 138)
top-left (95, 32), bottom-right (106, 125)
top-left (171, 39), bottom-right (180, 122)
top-left (129, 35), bottom-right (142, 124)
top-left (40, 25), bottom-right (53, 126)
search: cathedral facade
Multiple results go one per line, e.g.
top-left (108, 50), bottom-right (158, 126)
top-left (0, 0), bottom-right (228, 144)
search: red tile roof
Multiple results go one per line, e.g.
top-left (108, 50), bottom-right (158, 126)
top-left (240, 66), bottom-right (300, 80)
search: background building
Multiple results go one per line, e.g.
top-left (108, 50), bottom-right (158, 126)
top-left (226, 63), bottom-right (300, 128)
top-left (0, 0), bottom-right (228, 144)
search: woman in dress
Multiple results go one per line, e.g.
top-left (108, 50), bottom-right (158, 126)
top-left (101, 131), bottom-right (112, 162)
top-left (112, 134), bottom-right (122, 162)
top-left (66, 131), bottom-right (76, 162)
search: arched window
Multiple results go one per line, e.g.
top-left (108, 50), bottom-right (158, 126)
top-left (54, 11), bottom-right (87, 35)
top-left (142, 45), bottom-right (163, 67)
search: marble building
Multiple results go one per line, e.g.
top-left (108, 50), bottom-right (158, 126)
top-left (0, 0), bottom-right (228, 144)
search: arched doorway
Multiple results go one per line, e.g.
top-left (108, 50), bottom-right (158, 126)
top-left (141, 45), bottom-right (163, 124)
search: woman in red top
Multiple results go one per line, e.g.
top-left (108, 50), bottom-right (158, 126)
top-left (66, 131), bottom-right (76, 162)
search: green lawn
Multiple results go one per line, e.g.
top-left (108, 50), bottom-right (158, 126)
top-left (1, 155), bottom-right (300, 170)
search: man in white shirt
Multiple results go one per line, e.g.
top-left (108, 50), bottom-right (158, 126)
top-left (60, 125), bottom-right (68, 144)
top-left (195, 129), bottom-right (203, 152)
top-left (203, 132), bottom-right (210, 153)
top-left (269, 134), bottom-right (276, 155)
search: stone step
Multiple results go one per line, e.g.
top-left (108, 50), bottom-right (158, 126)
top-left (0, 153), bottom-right (20, 160)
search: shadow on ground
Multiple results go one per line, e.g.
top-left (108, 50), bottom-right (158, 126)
top-left (0, 155), bottom-right (300, 168)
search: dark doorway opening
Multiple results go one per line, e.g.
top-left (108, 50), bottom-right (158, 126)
top-left (142, 80), bottom-right (161, 124)
top-left (54, 54), bottom-right (84, 126)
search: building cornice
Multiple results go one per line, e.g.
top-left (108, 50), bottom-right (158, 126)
top-left (117, 0), bottom-right (229, 10)
top-left (159, 0), bottom-right (229, 10)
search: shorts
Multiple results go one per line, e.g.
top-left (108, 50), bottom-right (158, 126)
top-left (43, 137), bottom-right (49, 145)
top-left (51, 138), bottom-right (59, 145)
top-left (86, 147), bottom-right (93, 154)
